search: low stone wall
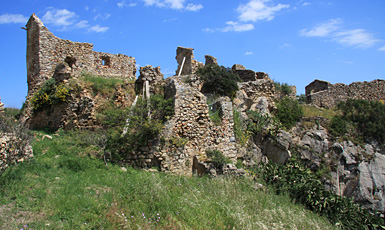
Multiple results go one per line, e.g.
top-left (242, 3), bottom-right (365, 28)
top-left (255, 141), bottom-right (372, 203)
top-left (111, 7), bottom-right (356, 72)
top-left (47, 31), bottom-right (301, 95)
top-left (306, 79), bottom-right (385, 108)
top-left (0, 132), bottom-right (33, 174)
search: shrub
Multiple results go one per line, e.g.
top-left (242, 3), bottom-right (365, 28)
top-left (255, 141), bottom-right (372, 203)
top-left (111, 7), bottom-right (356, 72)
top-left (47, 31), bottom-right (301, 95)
top-left (3, 108), bottom-right (21, 119)
top-left (274, 82), bottom-right (293, 97)
top-left (297, 94), bottom-right (307, 104)
top-left (106, 94), bottom-right (174, 160)
top-left (197, 64), bottom-right (239, 98)
top-left (276, 97), bottom-right (303, 129)
top-left (329, 116), bottom-right (348, 136)
top-left (334, 99), bottom-right (385, 143)
top-left (246, 111), bottom-right (280, 137)
top-left (255, 161), bottom-right (384, 229)
top-left (206, 149), bottom-right (231, 169)
top-left (97, 106), bottom-right (129, 129)
top-left (233, 109), bottom-right (249, 146)
top-left (31, 78), bottom-right (70, 111)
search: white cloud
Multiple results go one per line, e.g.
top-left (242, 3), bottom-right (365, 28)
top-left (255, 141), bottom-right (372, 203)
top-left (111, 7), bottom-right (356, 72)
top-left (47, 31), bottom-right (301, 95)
top-left (42, 8), bottom-right (77, 27)
top-left (245, 51), bottom-right (254, 55)
top-left (0, 13), bottom-right (28, 24)
top-left (185, 3), bottom-right (203, 12)
top-left (302, 2), bottom-right (311, 6)
top-left (163, 17), bottom-right (177, 22)
top-left (379, 46), bottom-right (385, 51)
top-left (40, 8), bottom-right (109, 33)
top-left (221, 21), bottom-right (254, 32)
top-left (75, 20), bottom-right (89, 28)
top-left (94, 13), bottom-right (111, 21)
top-left (300, 18), bottom-right (341, 37)
top-left (301, 19), bottom-right (380, 49)
top-left (142, 0), bottom-right (203, 11)
top-left (280, 43), bottom-right (292, 48)
top-left (202, 28), bottom-right (214, 33)
top-left (117, 1), bottom-right (137, 8)
top-left (333, 29), bottom-right (380, 48)
top-left (89, 25), bottom-right (109, 33)
top-left (237, 0), bottom-right (289, 22)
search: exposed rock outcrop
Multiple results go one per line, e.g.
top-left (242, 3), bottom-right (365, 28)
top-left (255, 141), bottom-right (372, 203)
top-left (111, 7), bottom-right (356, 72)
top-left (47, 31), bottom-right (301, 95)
top-left (292, 122), bottom-right (385, 213)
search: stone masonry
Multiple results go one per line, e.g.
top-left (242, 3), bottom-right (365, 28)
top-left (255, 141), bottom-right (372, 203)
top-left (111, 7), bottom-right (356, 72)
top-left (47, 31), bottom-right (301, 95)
top-left (175, 47), bottom-right (203, 75)
top-left (26, 14), bottom-right (136, 97)
top-left (306, 79), bottom-right (385, 108)
top-left (0, 132), bottom-right (33, 174)
top-left (136, 65), bottom-right (164, 95)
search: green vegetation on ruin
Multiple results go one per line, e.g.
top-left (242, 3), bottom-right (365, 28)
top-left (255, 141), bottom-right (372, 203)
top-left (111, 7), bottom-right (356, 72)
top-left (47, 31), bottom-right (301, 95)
top-left (197, 64), bottom-right (240, 99)
top-left (274, 81), bottom-right (293, 97)
top-left (0, 129), bottom-right (336, 229)
top-left (31, 78), bottom-right (70, 112)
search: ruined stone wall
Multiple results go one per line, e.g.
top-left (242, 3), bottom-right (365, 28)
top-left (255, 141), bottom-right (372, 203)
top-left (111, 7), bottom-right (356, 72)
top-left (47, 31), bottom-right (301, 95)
top-left (28, 61), bottom-right (135, 130)
top-left (26, 14), bottom-right (136, 97)
top-left (123, 75), bottom-right (238, 175)
top-left (0, 132), bottom-right (33, 174)
top-left (135, 65), bottom-right (164, 95)
top-left (306, 79), bottom-right (385, 108)
top-left (175, 47), bottom-right (203, 76)
top-left (238, 78), bottom-right (275, 100)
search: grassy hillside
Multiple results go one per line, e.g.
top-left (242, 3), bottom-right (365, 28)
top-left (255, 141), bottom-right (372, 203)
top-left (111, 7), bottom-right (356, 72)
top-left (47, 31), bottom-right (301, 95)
top-left (0, 130), bottom-right (336, 229)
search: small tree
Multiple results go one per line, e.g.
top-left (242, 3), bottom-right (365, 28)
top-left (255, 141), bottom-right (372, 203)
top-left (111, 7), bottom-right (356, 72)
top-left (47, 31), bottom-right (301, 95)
top-left (276, 97), bottom-right (303, 129)
top-left (197, 64), bottom-right (239, 98)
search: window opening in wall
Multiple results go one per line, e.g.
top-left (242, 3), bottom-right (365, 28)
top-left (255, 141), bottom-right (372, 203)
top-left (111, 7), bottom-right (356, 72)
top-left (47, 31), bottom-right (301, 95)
top-left (101, 56), bottom-right (111, 67)
top-left (64, 56), bottom-right (76, 67)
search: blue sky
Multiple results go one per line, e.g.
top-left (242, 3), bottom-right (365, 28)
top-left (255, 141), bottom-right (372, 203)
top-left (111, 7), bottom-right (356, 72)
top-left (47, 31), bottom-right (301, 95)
top-left (1, 0), bottom-right (385, 108)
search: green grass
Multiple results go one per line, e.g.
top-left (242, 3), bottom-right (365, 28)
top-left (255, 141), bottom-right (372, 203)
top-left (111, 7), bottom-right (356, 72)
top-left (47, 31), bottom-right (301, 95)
top-left (0, 130), bottom-right (336, 229)
top-left (81, 73), bottom-right (126, 96)
top-left (301, 105), bottom-right (339, 120)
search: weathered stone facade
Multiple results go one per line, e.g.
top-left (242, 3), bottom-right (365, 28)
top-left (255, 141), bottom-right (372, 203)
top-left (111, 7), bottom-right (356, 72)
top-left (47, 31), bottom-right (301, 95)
top-left (306, 79), bottom-right (385, 108)
top-left (26, 14), bottom-right (136, 97)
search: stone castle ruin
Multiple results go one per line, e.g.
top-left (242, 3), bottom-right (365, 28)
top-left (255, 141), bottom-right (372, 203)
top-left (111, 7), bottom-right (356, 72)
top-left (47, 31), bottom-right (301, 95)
top-left (306, 79), bottom-right (385, 108)
top-left (26, 13), bottom-right (136, 97)
top-left (126, 46), bottom-right (278, 175)
top-left (23, 14), bottom-right (137, 129)
top-left (11, 13), bottom-right (385, 213)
